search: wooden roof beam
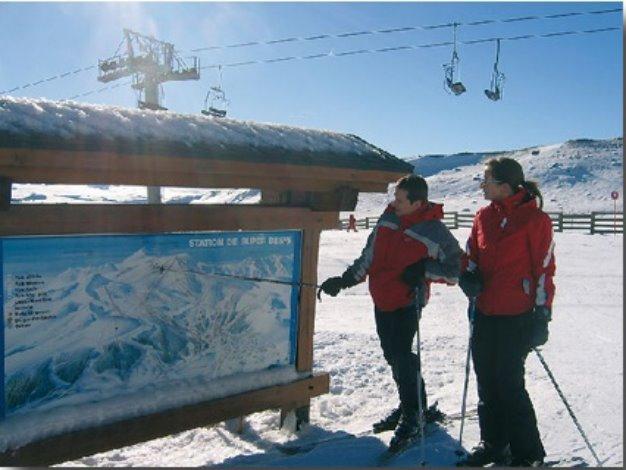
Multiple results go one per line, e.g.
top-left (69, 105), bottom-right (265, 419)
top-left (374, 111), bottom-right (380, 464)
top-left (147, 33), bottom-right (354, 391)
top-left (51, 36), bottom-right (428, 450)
top-left (0, 148), bottom-right (402, 193)
top-left (0, 204), bottom-right (339, 236)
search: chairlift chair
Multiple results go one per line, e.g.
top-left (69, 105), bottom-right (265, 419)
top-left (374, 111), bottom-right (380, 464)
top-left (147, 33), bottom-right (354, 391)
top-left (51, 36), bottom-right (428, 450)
top-left (201, 66), bottom-right (229, 118)
top-left (443, 59), bottom-right (467, 96)
top-left (204, 106), bottom-right (227, 118)
top-left (484, 88), bottom-right (501, 101)
top-left (443, 23), bottom-right (467, 96)
top-left (201, 85), bottom-right (229, 118)
top-left (484, 39), bottom-right (505, 101)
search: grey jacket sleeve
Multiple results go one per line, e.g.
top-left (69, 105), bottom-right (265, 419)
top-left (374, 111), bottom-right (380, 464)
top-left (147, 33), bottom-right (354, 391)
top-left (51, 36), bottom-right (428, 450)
top-left (405, 220), bottom-right (462, 284)
top-left (342, 225), bottom-right (379, 284)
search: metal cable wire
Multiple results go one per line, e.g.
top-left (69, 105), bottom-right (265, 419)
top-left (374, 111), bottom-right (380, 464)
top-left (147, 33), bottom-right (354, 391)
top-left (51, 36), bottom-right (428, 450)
top-left (196, 25), bottom-right (620, 71)
top-left (187, 6), bottom-right (621, 53)
top-left (57, 27), bottom-right (621, 100)
top-left (1, 6), bottom-right (620, 96)
top-left (1, 65), bottom-right (97, 95)
top-left (60, 25), bottom-right (619, 100)
top-left (64, 79), bottom-right (132, 100)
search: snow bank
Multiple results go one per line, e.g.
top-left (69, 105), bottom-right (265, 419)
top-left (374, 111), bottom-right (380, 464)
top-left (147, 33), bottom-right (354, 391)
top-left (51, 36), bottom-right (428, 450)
top-left (0, 97), bottom-right (402, 167)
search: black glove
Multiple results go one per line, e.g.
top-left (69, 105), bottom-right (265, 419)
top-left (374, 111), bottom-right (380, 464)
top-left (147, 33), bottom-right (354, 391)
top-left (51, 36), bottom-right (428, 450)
top-left (340, 269), bottom-right (360, 289)
top-left (459, 270), bottom-right (482, 298)
top-left (401, 260), bottom-right (426, 288)
top-left (320, 276), bottom-right (345, 297)
top-left (528, 306), bottom-right (551, 348)
top-left (318, 271), bottom-right (359, 300)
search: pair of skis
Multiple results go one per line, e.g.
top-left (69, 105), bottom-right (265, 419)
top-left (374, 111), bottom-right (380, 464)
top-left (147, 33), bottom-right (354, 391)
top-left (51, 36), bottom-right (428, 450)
top-left (275, 407), bottom-right (476, 462)
top-left (376, 406), bottom-right (479, 466)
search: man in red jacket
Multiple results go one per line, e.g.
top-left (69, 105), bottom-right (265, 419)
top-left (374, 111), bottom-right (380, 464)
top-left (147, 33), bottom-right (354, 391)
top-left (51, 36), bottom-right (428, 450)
top-left (320, 175), bottom-right (462, 451)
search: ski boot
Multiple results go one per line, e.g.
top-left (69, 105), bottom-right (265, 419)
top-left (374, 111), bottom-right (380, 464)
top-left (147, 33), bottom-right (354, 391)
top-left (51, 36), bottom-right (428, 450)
top-left (388, 412), bottom-right (419, 453)
top-left (424, 401), bottom-right (446, 424)
top-left (373, 406), bottom-right (402, 434)
top-left (456, 441), bottom-right (512, 467)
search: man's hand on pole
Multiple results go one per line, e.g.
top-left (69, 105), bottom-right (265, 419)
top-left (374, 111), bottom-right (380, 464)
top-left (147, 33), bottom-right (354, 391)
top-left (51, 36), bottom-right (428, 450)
top-left (459, 270), bottom-right (483, 298)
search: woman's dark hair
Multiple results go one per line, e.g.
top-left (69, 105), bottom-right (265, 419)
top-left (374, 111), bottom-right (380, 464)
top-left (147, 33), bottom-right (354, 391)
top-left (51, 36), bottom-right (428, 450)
top-left (396, 174), bottom-right (428, 203)
top-left (485, 157), bottom-right (543, 208)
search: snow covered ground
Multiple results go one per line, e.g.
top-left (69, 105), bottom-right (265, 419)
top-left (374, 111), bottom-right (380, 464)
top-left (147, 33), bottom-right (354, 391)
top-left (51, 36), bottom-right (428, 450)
top-left (60, 227), bottom-right (622, 467)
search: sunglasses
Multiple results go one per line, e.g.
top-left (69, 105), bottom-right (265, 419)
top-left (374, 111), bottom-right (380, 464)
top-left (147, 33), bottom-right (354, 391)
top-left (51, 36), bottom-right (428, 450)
top-left (480, 178), bottom-right (503, 185)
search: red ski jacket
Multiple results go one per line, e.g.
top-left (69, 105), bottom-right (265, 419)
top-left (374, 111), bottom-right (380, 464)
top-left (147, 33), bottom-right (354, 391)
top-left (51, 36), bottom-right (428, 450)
top-left (344, 203), bottom-right (462, 312)
top-left (464, 190), bottom-right (556, 316)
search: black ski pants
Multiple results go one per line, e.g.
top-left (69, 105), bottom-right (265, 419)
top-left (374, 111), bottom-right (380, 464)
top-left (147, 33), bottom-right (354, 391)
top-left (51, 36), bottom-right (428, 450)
top-left (375, 303), bottom-right (427, 416)
top-left (471, 309), bottom-right (546, 461)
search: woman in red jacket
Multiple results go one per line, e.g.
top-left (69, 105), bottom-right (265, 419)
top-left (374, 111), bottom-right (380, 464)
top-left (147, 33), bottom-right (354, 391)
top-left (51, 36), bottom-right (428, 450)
top-left (457, 158), bottom-right (555, 467)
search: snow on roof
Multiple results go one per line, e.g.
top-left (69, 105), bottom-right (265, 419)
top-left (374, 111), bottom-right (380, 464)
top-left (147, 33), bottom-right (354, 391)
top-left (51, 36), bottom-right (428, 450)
top-left (0, 97), bottom-right (412, 173)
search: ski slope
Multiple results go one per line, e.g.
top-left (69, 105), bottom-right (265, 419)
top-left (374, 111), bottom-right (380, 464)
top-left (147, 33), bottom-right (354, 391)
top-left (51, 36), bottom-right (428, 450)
top-left (59, 227), bottom-right (622, 467)
top-left (351, 138), bottom-right (623, 216)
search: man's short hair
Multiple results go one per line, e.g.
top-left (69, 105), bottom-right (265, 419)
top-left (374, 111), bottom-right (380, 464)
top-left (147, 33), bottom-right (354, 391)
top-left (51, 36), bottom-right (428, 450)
top-left (396, 174), bottom-right (428, 203)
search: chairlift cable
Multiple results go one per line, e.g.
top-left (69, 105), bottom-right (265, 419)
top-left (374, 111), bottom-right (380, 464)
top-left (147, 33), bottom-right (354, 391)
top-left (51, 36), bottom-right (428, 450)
top-left (0, 8), bottom-right (623, 95)
top-left (186, 7), bottom-right (621, 54)
top-left (493, 38), bottom-right (501, 73)
top-left (1, 7), bottom-right (620, 96)
top-left (197, 25), bottom-right (618, 71)
top-left (60, 25), bottom-right (619, 100)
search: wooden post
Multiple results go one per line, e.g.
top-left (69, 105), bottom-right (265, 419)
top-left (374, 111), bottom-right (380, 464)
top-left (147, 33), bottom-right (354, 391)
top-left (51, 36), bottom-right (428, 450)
top-left (365, 217), bottom-right (369, 229)
top-left (280, 405), bottom-right (310, 432)
top-left (557, 212), bottom-right (564, 233)
top-left (296, 227), bottom-right (321, 372)
top-left (224, 416), bottom-right (245, 434)
top-left (0, 175), bottom-right (12, 211)
top-left (590, 212), bottom-right (596, 235)
top-left (285, 227), bottom-right (322, 428)
top-left (453, 211), bottom-right (459, 230)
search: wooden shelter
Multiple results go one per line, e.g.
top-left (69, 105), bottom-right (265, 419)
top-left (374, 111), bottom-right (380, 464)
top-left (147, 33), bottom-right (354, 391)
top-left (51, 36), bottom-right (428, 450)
top-left (0, 97), bottom-right (413, 465)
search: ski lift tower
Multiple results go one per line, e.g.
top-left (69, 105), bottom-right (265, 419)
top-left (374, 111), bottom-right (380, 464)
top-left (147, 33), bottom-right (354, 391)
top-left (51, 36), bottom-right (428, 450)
top-left (98, 29), bottom-right (200, 203)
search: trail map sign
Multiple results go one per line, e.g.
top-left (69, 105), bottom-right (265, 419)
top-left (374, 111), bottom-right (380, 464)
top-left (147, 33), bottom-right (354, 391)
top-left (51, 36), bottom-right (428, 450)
top-left (0, 230), bottom-right (301, 422)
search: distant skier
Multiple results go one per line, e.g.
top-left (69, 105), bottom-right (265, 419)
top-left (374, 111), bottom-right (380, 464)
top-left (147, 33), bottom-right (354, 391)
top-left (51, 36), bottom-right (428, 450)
top-left (347, 213), bottom-right (358, 232)
top-left (457, 158), bottom-right (555, 467)
top-left (319, 174), bottom-right (462, 450)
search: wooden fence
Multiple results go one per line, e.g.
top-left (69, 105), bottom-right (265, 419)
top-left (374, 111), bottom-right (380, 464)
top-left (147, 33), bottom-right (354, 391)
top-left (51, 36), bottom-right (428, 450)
top-left (339, 211), bottom-right (623, 234)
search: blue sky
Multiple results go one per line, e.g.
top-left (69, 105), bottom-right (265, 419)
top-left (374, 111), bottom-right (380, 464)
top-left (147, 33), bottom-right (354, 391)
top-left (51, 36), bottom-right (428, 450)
top-left (0, 1), bottom-right (622, 157)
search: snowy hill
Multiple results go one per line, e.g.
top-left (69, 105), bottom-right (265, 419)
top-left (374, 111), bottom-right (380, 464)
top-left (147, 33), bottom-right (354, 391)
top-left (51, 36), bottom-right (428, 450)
top-left (352, 137), bottom-right (623, 216)
top-left (406, 150), bottom-right (503, 178)
top-left (12, 137), bottom-right (622, 214)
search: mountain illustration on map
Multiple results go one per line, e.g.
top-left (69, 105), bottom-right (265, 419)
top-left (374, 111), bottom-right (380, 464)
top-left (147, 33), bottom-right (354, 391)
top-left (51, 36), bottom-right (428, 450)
top-left (4, 247), bottom-right (297, 416)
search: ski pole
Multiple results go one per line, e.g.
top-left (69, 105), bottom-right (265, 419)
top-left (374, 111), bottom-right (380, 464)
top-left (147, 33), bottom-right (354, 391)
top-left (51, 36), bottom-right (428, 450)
top-left (533, 347), bottom-right (603, 467)
top-left (415, 308), bottom-right (426, 466)
top-left (456, 297), bottom-right (476, 456)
